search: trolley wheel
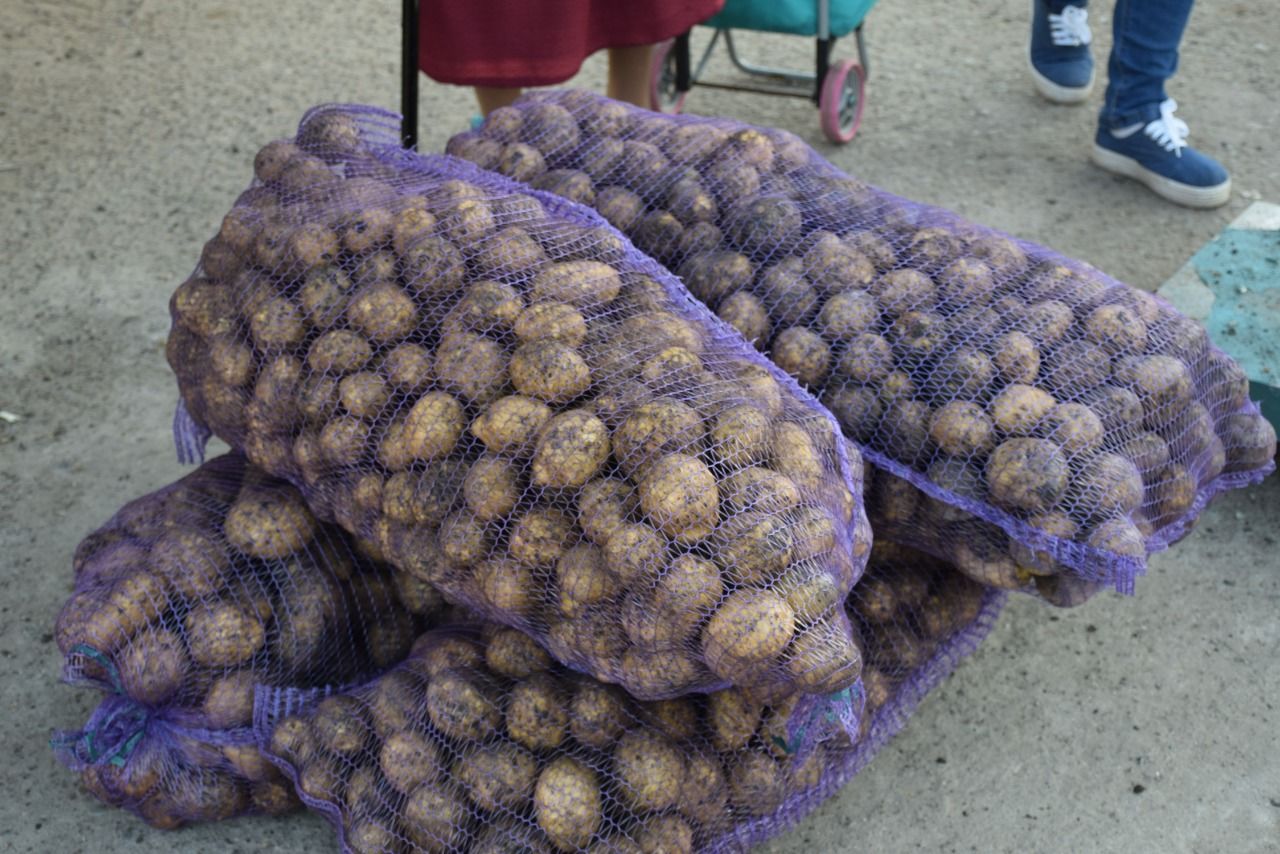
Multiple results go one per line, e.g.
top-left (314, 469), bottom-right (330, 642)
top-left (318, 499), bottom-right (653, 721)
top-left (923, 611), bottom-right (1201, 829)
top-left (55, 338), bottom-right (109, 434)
top-left (819, 59), bottom-right (866, 144)
top-left (650, 39), bottom-right (688, 113)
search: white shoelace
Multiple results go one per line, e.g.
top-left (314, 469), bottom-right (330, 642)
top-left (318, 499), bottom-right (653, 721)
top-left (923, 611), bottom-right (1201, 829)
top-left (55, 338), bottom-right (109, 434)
top-left (1048, 5), bottom-right (1092, 47)
top-left (1143, 99), bottom-right (1190, 156)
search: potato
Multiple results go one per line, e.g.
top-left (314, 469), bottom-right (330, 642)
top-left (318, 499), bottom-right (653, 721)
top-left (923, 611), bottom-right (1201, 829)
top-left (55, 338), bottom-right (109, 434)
top-left (1042, 340), bottom-right (1111, 395)
top-left (382, 463), bottom-right (465, 526)
top-left (116, 627), bottom-right (188, 705)
top-left (1220, 413), bottom-right (1277, 473)
top-left (802, 231), bottom-right (875, 293)
top-left (202, 671), bottom-right (256, 728)
top-left (377, 343), bottom-right (432, 394)
top-left (720, 466), bottom-right (800, 515)
top-left (510, 341), bottom-right (592, 404)
top-left (707, 687), bottom-right (764, 751)
top-left (835, 332), bottom-right (894, 385)
top-left (345, 815), bottom-right (400, 854)
top-left (875, 268), bottom-right (936, 317)
top-left (438, 508), bottom-right (490, 566)
top-left (1113, 354), bottom-right (1194, 415)
top-left (336, 372), bottom-right (389, 420)
top-left (425, 668), bottom-right (501, 743)
top-left (1148, 463), bottom-right (1197, 524)
top-left (296, 751), bottom-right (344, 804)
top-left (318, 415), bottom-right (370, 464)
top-left (817, 289), bottom-right (878, 340)
top-left (729, 748), bottom-right (787, 816)
top-left (565, 681), bottom-right (630, 750)
top-left (702, 589), bottom-right (795, 681)
top-left (346, 283), bottom-right (418, 343)
top-left (714, 510), bottom-right (794, 586)
top-left (397, 391), bottom-right (465, 462)
top-left (250, 779), bottom-right (301, 817)
top-left (1040, 402), bottom-right (1104, 455)
top-left (485, 627), bottom-right (552, 678)
top-left (713, 291), bottom-right (770, 348)
top-left (929, 401), bottom-right (995, 457)
top-left (458, 457), bottom-right (518, 523)
top-left (471, 395), bottom-right (553, 458)
top-left (679, 251), bottom-right (754, 305)
top-left (247, 295), bottom-right (308, 353)
top-left (508, 506), bottom-right (575, 568)
top-left (403, 781), bottom-right (472, 853)
top-left (352, 249), bottom-right (398, 285)
top-left (444, 280), bottom-right (524, 338)
top-left (530, 260), bottom-right (621, 309)
top-left (366, 671), bottom-right (423, 738)
top-left (785, 615), bottom-right (862, 693)
top-left (1072, 453), bottom-right (1144, 517)
top-left (1086, 517), bottom-right (1145, 560)
top-left (596, 185), bottom-right (645, 231)
top-left (184, 599), bottom-right (265, 668)
top-left (613, 398), bottom-right (704, 472)
top-left (379, 730), bottom-right (442, 795)
top-left (705, 155), bottom-right (760, 201)
top-left (613, 730), bottom-right (684, 812)
top-left (771, 327), bottom-right (831, 388)
top-left (989, 384), bottom-right (1056, 437)
top-left (515, 302), bottom-right (588, 347)
top-left (637, 453), bottom-right (718, 542)
top-left (618, 646), bottom-right (703, 696)
top-left (305, 330), bottom-right (371, 376)
top-left (603, 522), bottom-right (667, 585)
top-left (989, 331), bottom-right (1041, 384)
top-left (434, 331), bottom-right (509, 405)
top-left (308, 695), bottom-right (370, 759)
top-left (635, 815), bottom-right (695, 854)
top-left (254, 140), bottom-right (300, 183)
top-left (985, 438), bottom-right (1069, 513)
top-left (414, 635), bottom-right (485, 679)
top-left (506, 672), bottom-right (569, 750)
top-left (930, 347), bottom-right (996, 400)
top-left (1083, 303), bottom-right (1148, 353)
top-left (535, 757), bottom-right (602, 851)
top-left (147, 526), bottom-right (230, 600)
top-left (1013, 300), bottom-right (1073, 346)
top-left (555, 544), bottom-right (611, 618)
top-left (456, 742), bottom-right (539, 812)
top-left (576, 478), bottom-right (636, 546)
top-left (725, 195), bottom-right (802, 252)
top-left (477, 558), bottom-right (537, 616)
top-left (532, 409), bottom-right (611, 489)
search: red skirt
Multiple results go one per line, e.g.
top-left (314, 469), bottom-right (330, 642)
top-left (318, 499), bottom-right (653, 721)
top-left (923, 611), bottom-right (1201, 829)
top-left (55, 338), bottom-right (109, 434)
top-left (419, 0), bottom-right (724, 88)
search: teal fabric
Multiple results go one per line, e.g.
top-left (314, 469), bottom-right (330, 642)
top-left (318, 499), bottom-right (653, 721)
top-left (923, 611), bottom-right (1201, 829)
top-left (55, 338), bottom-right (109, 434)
top-left (704, 0), bottom-right (877, 38)
top-left (1194, 227), bottom-right (1280, 429)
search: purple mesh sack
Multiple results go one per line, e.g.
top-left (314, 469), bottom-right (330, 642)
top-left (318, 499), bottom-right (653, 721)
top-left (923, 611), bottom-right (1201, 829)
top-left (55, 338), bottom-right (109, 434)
top-left (51, 454), bottom-right (441, 828)
top-left (448, 89), bottom-right (1276, 600)
top-left (165, 104), bottom-right (872, 705)
top-left (255, 552), bottom-right (1001, 853)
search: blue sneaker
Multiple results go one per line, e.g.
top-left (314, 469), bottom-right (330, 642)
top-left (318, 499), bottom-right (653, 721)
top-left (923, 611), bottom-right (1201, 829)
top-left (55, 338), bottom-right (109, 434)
top-left (1092, 99), bottom-right (1231, 209)
top-left (1029, 1), bottom-right (1094, 104)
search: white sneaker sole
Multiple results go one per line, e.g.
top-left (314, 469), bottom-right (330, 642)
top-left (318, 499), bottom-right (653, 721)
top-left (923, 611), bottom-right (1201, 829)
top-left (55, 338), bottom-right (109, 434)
top-left (1028, 55), bottom-right (1094, 104)
top-left (1090, 144), bottom-right (1232, 209)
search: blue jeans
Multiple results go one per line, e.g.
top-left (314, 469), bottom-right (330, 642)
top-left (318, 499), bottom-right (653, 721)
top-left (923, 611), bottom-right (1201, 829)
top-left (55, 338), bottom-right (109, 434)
top-left (1046, 0), bottom-right (1196, 128)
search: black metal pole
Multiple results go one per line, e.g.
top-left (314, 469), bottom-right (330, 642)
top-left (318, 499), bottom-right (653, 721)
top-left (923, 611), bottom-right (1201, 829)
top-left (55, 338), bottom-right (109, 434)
top-left (401, 0), bottom-right (419, 149)
top-left (675, 30), bottom-right (692, 93)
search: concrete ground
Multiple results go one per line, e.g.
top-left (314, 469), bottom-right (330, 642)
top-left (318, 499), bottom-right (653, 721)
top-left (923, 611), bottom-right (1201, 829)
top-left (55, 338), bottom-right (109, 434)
top-left (2, 0), bottom-right (1277, 851)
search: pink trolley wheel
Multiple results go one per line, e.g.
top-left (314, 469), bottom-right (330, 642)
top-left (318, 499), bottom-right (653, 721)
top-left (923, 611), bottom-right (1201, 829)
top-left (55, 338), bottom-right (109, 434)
top-left (819, 58), bottom-right (866, 144)
top-left (650, 39), bottom-right (688, 113)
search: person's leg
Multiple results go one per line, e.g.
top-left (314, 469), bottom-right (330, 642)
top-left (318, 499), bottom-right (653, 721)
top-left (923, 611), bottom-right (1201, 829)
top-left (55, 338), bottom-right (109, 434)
top-left (1029, 0), bottom-right (1095, 104)
top-left (606, 45), bottom-right (654, 108)
top-left (1091, 0), bottom-right (1229, 208)
top-left (475, 86), bottom-right (523, 116)
top-left (1100, 0), bottom-right (1193, 128)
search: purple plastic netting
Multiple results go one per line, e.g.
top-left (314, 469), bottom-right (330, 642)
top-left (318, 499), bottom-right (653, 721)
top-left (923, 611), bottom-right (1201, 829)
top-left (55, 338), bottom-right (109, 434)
top-left (165, 104), bottom-right (872, 708)
top-left (51, 454), bottom-right (442, 828)
top-left (254, 545), bottom-right (1002, 853)
top-left (448, 89), bottom-right (1276, 601)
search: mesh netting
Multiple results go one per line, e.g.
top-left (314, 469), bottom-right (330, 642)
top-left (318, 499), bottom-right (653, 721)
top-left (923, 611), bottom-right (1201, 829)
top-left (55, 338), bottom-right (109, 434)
top-left (165, 104), bottom-right (871, 705)
top-left (448, 89), bottom-right (1277, 599)
top-left (51, 454), bottom-right (442, 828)
top-left (256, 545), bottom-right (1004, 853)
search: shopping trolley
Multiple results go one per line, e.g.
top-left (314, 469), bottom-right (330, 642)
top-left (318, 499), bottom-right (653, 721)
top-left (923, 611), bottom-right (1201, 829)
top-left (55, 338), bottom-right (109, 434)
top-left (649, 0), bottom-right (878, 143)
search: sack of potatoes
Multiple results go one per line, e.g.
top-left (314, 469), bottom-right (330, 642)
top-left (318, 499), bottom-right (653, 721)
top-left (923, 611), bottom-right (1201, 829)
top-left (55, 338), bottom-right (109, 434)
top-left (51, 454), bottom-right (441, 828)
top-left (165, 104), bottom-right (872, 705)
top-left (259, 551), bottom-right (1000, 854)
top-left (448, 89), bottom-right (1276, 601)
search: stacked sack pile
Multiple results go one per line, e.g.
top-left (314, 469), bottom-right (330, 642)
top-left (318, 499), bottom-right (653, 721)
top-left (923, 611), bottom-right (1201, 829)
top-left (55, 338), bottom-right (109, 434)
top-left (50, 96), bottom-right (1273, 851)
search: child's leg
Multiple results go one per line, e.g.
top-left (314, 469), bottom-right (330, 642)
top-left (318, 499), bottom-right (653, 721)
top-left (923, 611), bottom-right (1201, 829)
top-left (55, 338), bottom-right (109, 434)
top-left (607, 45), bottom-right (655, 107)
top-left (475, 86), bottom-right (523, 116)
